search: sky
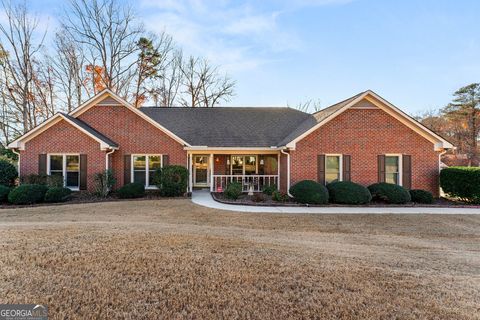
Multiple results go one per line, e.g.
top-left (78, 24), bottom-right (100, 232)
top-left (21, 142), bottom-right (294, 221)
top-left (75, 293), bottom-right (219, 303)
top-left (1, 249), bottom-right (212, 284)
top-left (23, 0), bottom-right (480, 114)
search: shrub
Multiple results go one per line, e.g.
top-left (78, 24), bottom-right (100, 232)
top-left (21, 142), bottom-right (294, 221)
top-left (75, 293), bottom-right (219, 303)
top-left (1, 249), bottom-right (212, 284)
top-left (251, 193), bottom-right (265, 202)
top-left (117, 182), bottom-right (145, 199)
top-left (8, 184), bottom-right (48, 205)
top-left (368, 183), bottom-right (411, 204)
top-left (21, 174), bottom-right (63, 187)
top-left (93, 169), bottom-right (116, 197)
top-left (289, 180), bottom-right (329, 204)
top-left (0, 185), bottom-right (10, 202)
top-left (272, 190), bottom-right (289, 202)
top-left (151, 168), bottom-right (162, 187)
top-left (440, 167), bottom-right (480, 203)
top-left (44, 187), bottom-right (72, 203)
top-left (262, 184), bottom-right (277, 196)
top-left (327, 181), bottom-right (372, 205)
top-left (224, 181), bottom-right (242, 200)
top-left (159, 165), bottom-right (188, 197)
top-left (409, 189), bottom-right (434, 204)
top-left (0, 159), bottom-right (18, 186)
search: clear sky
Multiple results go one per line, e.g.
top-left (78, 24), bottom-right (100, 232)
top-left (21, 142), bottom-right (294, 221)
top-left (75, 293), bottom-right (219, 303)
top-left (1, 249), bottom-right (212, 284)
top-left (26, 0), bottom-right (480, 114)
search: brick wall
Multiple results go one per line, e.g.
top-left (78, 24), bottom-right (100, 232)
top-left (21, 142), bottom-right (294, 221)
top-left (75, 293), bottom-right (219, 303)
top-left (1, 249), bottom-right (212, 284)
top-left (290, 107), bottom-right (441, 195)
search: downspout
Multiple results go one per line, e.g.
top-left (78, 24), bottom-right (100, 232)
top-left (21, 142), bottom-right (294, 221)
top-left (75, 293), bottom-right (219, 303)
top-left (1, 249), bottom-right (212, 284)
top-left (438, 148), bottom-right (448, 197)
top-left (11, 148), bottom-right (20, 180)
top-left (280, 148), bottom-right (293, 197)
top-left (106, 148), bottom-right (116, 171)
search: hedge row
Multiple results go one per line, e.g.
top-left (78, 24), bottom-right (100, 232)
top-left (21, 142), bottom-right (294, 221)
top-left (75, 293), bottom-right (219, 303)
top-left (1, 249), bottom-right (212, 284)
top-left (2, 184), bottom-right (72, 205)
top-left (440, 167), bottom-right (480, 203)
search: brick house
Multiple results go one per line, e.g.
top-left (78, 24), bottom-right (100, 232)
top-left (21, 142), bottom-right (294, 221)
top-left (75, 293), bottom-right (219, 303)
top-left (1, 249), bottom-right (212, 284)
top-left (8, 89), bottom-right (453, 196)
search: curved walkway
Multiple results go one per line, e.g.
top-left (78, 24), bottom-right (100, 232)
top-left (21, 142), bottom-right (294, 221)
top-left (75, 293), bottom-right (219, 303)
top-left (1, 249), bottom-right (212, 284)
top-left (192, 190), bottom-right (480, 214)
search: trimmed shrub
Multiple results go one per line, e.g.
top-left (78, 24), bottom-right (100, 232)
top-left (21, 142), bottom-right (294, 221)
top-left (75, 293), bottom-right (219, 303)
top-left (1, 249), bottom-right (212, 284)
top-left (0, 159), bottom-right (18, 186)
top-left (21, 174), bottom-right (63, 187)
top-left (440, 167), bottom-right (480, 203)
top-left (8, 184), bottom-right (48, 205)
top-left (262, 184), bottom-right (277, 196)
top-left (368, 183), bottom-right (411, 204)
top-left (151, 168), bottom-right (162, 187)
top-left (289, 180), bottom-right (329, 204)
top-left (272, 190), bottom-right (289, 202)
top-left (117, 182), bottom-right (145, 199)
top-left (160, 165), bottom-right (188, 197)
top-left (0, 185), bottom-right (10, 202)
top-left (327, 181), bottom-right (372, 205)
top-left (409, 189), bottom-right (434, 204)
top-left (44, 187), bottom-right (72, 203)
top-left (224, 181), bottom-right (242, 200)
top-left (251, 193), bottom-right (265, 202)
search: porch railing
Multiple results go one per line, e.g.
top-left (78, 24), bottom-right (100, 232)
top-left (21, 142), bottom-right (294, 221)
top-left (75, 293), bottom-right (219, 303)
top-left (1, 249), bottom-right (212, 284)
top-left (211, 175), bottom-right (278, 193)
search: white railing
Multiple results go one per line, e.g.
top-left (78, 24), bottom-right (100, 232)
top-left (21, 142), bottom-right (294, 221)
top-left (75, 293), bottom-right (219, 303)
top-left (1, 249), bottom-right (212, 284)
top-left (211, 175), bottom-right (278, 193)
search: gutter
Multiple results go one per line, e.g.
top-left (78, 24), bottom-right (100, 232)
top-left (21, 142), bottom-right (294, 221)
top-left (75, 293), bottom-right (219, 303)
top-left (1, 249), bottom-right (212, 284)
top-left (280, 148), bottom-right (293, 197)
top-left (106, 148), bottom-right (116, 171)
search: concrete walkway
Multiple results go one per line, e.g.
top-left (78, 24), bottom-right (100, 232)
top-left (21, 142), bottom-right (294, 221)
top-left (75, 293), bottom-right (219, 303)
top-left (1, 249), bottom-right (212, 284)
top-left (191, 190), bottom-right (480, 214)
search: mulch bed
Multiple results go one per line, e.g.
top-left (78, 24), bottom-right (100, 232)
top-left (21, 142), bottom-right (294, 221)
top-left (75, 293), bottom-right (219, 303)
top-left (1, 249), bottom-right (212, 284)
top-left (212, 192), bottom-right (480, 208)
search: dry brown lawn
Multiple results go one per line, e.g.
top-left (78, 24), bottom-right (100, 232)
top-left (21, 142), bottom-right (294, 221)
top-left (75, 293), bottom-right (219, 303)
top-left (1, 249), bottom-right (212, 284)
top-left (0, 199), bottom-right (479, 319)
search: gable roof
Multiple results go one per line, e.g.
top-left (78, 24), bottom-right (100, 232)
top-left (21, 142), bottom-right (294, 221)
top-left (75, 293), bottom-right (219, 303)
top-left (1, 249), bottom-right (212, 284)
top-left (140, 107), bottom-right (311, 148)
top-left (60, 113), bottom-right (118, 148)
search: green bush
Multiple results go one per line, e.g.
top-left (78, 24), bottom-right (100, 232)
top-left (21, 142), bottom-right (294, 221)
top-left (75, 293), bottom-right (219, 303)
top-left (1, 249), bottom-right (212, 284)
top-left (440, 167), bottom-right (480, 203)
top-left (8, 184), bottom-right (48, 205)
top-left (224, 181), bottom-right (242, 200)
top-left (0, 185), bottom-right (10, 202)
top-left (327, 181), bottom-right (372, 205)
top-left (159, 165), bottom-right (188, 197)
top-left (0, 159), bottom-right (18, 186)
top-left (262, 184), bottom-right (277, 196)
top-left (272, 190), bottom-right (289, 202)
top-left (289, 180), bottom-right (329, 204)
top-left (117, 182), bottom-right (145, 199)
top-left (368, 183), bottom-right (411, 204)
top-left (21, 174), bottom-right (63, 187)
top-left (44, 187), bottom-right (72, 203)
top-left (409, 189), bottom-right (434, 204)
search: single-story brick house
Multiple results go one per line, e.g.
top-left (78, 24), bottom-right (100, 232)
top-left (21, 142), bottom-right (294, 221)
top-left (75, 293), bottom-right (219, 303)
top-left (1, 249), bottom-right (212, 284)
top-left (8, 89), bottom-right (453, 196)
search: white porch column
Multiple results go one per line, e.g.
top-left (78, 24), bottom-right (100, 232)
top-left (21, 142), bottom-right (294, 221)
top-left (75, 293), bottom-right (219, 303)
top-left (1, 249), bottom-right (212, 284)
top-left (189, 153), bottom-right (193, 192)
top-left (209, 153), bottom-right (214, 192)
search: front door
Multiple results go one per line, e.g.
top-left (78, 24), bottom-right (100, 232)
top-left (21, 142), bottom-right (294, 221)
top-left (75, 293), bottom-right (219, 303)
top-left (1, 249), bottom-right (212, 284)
top-left (193, 155), bottom-right (209, 187)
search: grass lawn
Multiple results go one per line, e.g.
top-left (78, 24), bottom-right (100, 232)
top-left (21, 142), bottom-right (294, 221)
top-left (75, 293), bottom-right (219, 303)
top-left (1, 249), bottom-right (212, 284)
top-left (0, 199), bottom-right (479, 319)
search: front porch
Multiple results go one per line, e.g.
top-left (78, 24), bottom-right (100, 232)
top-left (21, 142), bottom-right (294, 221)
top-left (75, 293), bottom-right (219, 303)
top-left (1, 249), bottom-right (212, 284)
top-left (187, 151), bottom-right (280, 193)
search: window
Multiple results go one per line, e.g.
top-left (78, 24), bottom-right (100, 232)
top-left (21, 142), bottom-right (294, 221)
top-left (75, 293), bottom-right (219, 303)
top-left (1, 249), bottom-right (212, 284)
top-left (230, 155), bottom-right (257, 175)
top-left (325, 155), bottom-right (341, 184)
top-left (132, 155), bottom-right (162, 188)
top-left (48, 154), bottom-right (80, 189)
top-left (385, 155), bottom-right (401, 185)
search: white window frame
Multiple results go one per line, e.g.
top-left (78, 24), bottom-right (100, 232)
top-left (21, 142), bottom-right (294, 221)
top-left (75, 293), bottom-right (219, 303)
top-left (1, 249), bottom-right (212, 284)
top-left (47, 153), bottom-right (80, 191)
top-left (325, 154), bottom-right (343, 185)
top-left (385, 154), bottom-right (403, 186)
top-left (229, 155), bottom-right (258, 175)
top-left (131, 154), bottom-right (163, 189)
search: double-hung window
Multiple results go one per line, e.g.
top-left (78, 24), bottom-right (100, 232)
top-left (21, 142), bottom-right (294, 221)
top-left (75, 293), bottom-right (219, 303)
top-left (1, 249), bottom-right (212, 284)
top-left (48, 154), bottom-right (80, 190)
top-left (132, 155), bottom-right (162, 188)
top-left (385, 155), bottom-right (401, 185)
top-left (325, 155), bottom-right (342, 184)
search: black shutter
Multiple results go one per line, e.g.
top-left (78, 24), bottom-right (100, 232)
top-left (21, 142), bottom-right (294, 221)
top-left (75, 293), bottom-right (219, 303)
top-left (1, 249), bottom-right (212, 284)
top-left (79, 154), bottom-right (87, 190)
top-left (317, 154), bottom-right (325, 185)
top-left (124, 154), bottom-right (131, 185)
top-left (378, 155), bottom-right (386, 183)
top-left (162, 154), bottom-right (169, 167)
top-left (38, 154), bottom-right (47, 175)
top-left (343, 155), bottom-right (351, 182)
top-left (402, 155), bottom-right (412, 190)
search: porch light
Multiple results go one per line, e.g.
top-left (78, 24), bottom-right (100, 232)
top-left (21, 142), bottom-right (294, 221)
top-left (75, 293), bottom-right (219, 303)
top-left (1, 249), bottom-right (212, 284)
top-left (260, 159), bottom-right (264, 165)
top-left (215, 157), bottom-right (220, 163)
top-left (227, 158), bottom-right (230, 165)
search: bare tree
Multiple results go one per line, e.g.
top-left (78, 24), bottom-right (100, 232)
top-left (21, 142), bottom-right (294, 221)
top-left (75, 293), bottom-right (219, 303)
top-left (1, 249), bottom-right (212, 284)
top-left (288, 99), bottom-right (322, 113)
top-left (152, 49), bottom-right (183, 107)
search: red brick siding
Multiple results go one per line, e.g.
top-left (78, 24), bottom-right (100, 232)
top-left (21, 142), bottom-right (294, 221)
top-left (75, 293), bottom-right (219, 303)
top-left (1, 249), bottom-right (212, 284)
top-left (20, 119), bottom-right (105, 190)
top-left (279, 152), bottom-right (288, 193)
top-left (290, 107), bottom-right (440, 195)
top-left (213, 155), bottom-right (229, 174)
top-left (78, 105), bottom-right (187, 187)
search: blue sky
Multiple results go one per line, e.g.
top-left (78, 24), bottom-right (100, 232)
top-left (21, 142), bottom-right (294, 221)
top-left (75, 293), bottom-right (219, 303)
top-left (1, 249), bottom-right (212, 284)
top-left (26, 0), bottom-right (480, 114)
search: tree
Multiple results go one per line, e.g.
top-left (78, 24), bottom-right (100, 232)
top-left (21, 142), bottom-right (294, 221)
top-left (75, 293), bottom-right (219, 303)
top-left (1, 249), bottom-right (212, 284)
top-left (442, 83), bottom-right (480, 166)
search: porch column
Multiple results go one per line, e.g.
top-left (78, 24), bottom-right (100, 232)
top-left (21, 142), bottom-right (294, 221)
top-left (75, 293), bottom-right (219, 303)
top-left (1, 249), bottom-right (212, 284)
top-left (210, 153), bottom-right (214, 192)
top-left (277, 153), bottom-right (280, 187)
top-left (189, 153), bottom-right (193, 192)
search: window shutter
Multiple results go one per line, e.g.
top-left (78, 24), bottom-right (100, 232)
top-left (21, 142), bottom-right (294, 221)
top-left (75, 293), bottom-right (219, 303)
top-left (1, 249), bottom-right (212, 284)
top-left (402, 155), bottom-right (412, 189)
top-left (378, 155), bottom-right (386, 183)
top-left (80, 154), bottom-right (87, 190)
top-left (317, 154), bottom-right (325, 185)
top-left (343, 155), bottom-right (351, 182)
top-left (124, 155), bottom-right (131, 185)
top-left (38, 154), bottom-right (47, 175)
top-left (225, 156), bottom-right (230, 174)
top-left (162, 154), bottom-right (169, 167)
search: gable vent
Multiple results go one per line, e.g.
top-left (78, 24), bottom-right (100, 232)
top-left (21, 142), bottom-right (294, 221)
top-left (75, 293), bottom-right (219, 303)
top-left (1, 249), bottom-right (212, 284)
top-left (96, 96), bottom-right (123, 106)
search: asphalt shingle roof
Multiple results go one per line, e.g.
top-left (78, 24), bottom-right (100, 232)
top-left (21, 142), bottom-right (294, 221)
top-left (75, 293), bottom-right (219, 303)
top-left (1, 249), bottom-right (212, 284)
top-left (60, 113), bottom-right (119, 148)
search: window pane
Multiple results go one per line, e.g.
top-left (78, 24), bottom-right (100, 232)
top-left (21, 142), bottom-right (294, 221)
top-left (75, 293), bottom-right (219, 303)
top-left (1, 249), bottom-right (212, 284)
top-left (326, 173), bottom-right (340, 184)
top-left (149, 156), bottom-right (161, 170)
top-left (231, 156), bottom-right (243, 175)
top-left (245, 156), bottom-right (256, 175)
top-left (134, 171), bottom-right (146, 185)
top-left (50, 155), bottom-right (63, 171)
top-left (50, 171), bottom-right (63, 177)
top-left (385, 156), bottom-right (399, 173)
top-left (66, 155), bottom-right (79, 171)
top-left (133, 156), bottom-right (146, 170)
top-left (385, 173), bottom-right (398, 185)
top-left (66, 172), bottom-right (79, 187)
top-left (326, 156), bottom-right (340, 171)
